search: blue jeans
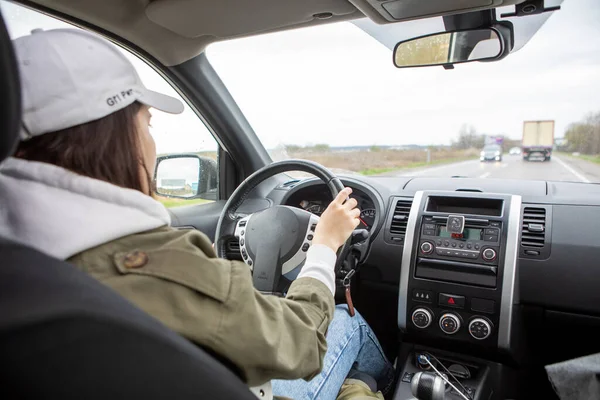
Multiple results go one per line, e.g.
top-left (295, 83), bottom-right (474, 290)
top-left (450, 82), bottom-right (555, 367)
top-left (272, 305), bottom-right (395, 400)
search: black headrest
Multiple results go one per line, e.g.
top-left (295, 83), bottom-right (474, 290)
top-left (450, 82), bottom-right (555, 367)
top-left (0, 9), bottom-right (21, 162)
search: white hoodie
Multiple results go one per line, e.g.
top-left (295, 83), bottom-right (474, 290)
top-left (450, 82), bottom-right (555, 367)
top-left (0, 157), bottom-right (336, 294)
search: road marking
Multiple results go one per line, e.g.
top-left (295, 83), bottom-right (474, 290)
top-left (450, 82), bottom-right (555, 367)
top-left (554, 156), bottom-right (591, 183)
top-left (479, 172), bottom-right (491, 178)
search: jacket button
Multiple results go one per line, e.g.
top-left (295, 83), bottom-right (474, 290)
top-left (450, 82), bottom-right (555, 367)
top-left (123, 251), bottom-right (149, 268)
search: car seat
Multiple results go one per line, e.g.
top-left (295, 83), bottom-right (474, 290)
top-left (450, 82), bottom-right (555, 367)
top-left (0, 8), bottom-right (256, 400)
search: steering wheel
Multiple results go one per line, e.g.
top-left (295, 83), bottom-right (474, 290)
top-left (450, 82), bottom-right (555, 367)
top-left (215, 160), bottom-right (350, 295)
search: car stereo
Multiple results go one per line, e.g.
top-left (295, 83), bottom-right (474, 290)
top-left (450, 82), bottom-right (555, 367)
top-left (397, 191), bottom-right (521, 352)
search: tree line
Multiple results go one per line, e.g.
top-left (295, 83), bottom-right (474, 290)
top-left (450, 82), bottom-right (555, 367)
top-left (452, 124), bottom-right (520, 150)
top-left (564, 112), bottom-right (600, 155)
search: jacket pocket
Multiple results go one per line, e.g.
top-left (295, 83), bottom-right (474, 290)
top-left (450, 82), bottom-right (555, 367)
top-left (113, 248), bottom-right (231, 303)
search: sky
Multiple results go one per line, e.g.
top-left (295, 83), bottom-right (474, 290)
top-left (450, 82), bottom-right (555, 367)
top-left (2, 0), bottom-right (600, 152)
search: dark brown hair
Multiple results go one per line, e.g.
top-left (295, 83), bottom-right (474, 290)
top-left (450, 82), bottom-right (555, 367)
top-left (16, 101), bottom-right (152, 195)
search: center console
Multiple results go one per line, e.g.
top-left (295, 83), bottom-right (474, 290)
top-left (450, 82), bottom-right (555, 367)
top-left (394, 191), bottom-right (522, 399)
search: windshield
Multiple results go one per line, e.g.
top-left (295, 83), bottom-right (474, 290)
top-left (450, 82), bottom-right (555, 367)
top-left (208, 0), bottom-right (599, 183)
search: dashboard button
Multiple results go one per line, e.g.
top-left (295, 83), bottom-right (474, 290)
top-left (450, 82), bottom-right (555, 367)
top-left (423, 223), bottom-right (436, 230)
top-left (444, 241), bottom-right (450, 247)
top-left (413, 289), bottom-right (433, 303)
top-left (484, 228), bottom-right (499, 235)
top-left (467, 252), bottom-right (479, 259)
top-left (422, 229), bottom-right (435, 236)
top-left (451, 242), bottom-right (457, 248)
top-left (466, 243), bottom-right (472, 249)
top-left (474, 244), bottom-right (481, 250)
top-left (439, 313), bottom-right (461, 334)
top-left (490, 221), bottom-right (501, 228)
top-left (420, 242), bottom-right (434, 254)
top-left (436, 240), bottom-right (443, 246)
top-left (412, 308), bottom-right (433, 329)
top-left (471, 298), bottom-right (495, 314)
top-left (469, 318), bottom-right (492, 340)
top-left (439, 293), bottom-right (465, 309)
top-left (482, 248), bottom-right (497, 261)
top-left (459, 243), bottom-right (464, 248)
top-left (484, 235), bottom-right (498, 242)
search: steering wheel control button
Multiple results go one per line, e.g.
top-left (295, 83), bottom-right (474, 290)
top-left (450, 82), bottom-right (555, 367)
top-left (411, 308), bottom-right (433, 329)
top-left (412, 289), bottom-right (433, 303)
top-left (240, 230), bottom-right (245, 236)
top-left (471, 298), bottom-right (495, 314)
top-left (420, 242), bottom-right (434, 255)
top-left (310, 223), bottom-right (317, 231)
top-left (482, 248), bottom-right (497, 261)
top-left (469, 318), bottom-right (492, 340)
top-left (307, 234), bottom-right (313, 241)
top-left (241, 248), bottom-right (248, 258)
top-left (239, 220), bottom-right (247, 227)
top-left (240, 238), bottom-right (244, 246)
top-left (438, 293), bottom-right (465, 309)
top-left (247, 260), bottom-right (253, 266)
top-left (439, 313), bottom-right (461, 335)
top-left (302, 243), bottom-right (310, 252)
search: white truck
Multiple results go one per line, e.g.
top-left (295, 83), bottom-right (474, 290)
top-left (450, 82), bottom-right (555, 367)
top-left (522, 120), bottom-right (554, 161)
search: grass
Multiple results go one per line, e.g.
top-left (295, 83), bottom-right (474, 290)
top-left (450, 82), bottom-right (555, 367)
top-left (359, 156), bottom-right (475, 175)
top-left (156, 197), bottom-right (212, 208)
top-left (558, 152), bottom-right (600, 165)
top-left (580, 154), bottom-right (600, 164)
top-left (285, 148), bottom-right (479, 175)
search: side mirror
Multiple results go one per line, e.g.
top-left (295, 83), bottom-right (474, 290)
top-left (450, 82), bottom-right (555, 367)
top-left (393, 27), bottom-right (510, 68)
top-left (154, 154), bottom-right (218, 201)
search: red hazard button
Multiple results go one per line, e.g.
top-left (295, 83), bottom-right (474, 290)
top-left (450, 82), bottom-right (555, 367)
top-left (439, 293), bottom-right (465, 309)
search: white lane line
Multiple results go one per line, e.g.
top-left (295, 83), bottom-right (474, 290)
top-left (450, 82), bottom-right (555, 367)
top-left (479, 172), bottom-right (491, 178)
top-left (554, 156), bottom-right (591, 183)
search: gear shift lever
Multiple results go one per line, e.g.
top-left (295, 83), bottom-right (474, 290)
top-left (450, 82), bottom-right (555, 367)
top-left (411, 372), bottom-right (446, 400)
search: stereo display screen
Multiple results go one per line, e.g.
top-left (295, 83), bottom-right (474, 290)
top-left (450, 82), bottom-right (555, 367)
top-left (438, 226), bottom-right (483, 240)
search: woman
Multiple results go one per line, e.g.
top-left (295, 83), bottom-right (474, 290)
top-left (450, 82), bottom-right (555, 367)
top-left (0, 28), bottom-right (394, 399)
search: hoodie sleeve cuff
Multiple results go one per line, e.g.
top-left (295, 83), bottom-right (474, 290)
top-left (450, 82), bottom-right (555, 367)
top-left (296, 244), bottom-right (337, 295)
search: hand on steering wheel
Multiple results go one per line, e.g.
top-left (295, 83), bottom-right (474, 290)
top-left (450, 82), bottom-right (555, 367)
top-left (313, 188), bottom-right (361, 252)
top-left (214, 160), bottom-right (358, 295)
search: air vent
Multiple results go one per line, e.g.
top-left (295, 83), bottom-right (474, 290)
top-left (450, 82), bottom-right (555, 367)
top-left (278, 179), bottom-right (301, 189)
top-left (521, 207), bottom-right (546, 248)
top-left (390, 199), bottom-right (413, 235)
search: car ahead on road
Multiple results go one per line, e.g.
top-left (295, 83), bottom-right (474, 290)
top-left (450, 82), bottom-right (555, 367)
top-left (509, 147), bottom-right (522, 156)
top-left (480, 144), bottom-right (503, 162)
top-left (2, 1), bottom-right (600, 400)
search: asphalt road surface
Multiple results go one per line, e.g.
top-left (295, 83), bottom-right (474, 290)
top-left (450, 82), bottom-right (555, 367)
top-left (397, 155), bottom-right (600, 183)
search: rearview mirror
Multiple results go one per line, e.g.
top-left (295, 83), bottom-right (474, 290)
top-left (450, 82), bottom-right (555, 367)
top-left (393, 28), bottom-right (503, 68)
top-left (154, 154), bottom-right (218, 200)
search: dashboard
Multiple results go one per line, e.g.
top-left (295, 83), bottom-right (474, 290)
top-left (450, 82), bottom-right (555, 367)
top-left (271, 174), bottom-right (600, 319)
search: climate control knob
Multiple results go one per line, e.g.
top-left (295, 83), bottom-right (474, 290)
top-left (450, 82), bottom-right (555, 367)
top-left (411, 308), bottom-right (433, 329)
top-left (469, 318), bottom-right (492, 340)
top-left (420, 242), bottom-right (434, 255)
top-left (482, 248), bottom-right (497, 261)
top-left (439, 313), bottom-right (461, 335)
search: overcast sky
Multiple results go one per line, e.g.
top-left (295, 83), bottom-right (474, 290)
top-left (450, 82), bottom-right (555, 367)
top-left (3, 0), bottom-right (599, 152)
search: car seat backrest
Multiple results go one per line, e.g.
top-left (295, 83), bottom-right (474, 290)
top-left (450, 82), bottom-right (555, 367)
top-left (0, 9), bottom-right (255, 400)
top-left (0, 8), bottom-right (20, 163)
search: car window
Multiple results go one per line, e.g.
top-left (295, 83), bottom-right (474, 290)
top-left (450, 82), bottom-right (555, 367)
top-left (209, 0), bottom-right (600, 183)
top-left (1, 1), bottom-right (219, 207)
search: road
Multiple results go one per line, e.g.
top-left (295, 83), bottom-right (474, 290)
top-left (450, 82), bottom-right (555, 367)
top-left (395, 155), bottom-right (600, 183)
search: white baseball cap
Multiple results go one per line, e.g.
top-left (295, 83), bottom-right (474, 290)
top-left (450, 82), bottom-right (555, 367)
top-left (13, 28), bottom-right (184, 139)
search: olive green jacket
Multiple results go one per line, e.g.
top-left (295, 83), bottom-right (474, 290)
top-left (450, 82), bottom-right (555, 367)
top-left (68, 226), bottom-right (335, 387)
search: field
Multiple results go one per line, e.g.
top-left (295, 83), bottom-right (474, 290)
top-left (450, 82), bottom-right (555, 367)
top-left (284, 147), bottom-right (479, 175)
top-left (155, 196), bottom-right (211, 208)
